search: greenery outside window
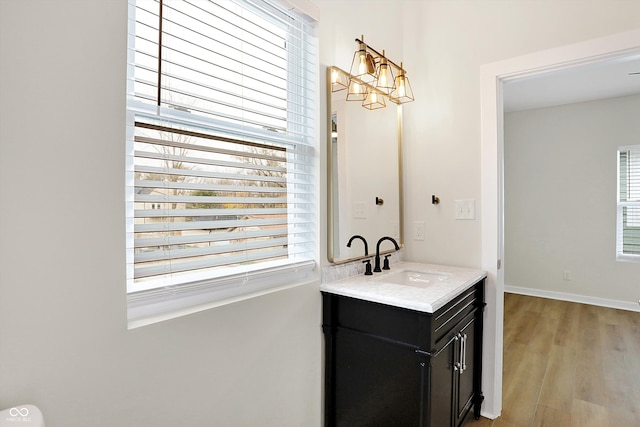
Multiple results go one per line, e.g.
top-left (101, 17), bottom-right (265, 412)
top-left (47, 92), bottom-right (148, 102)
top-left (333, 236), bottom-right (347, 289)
top-left (617, 145), bottom-right (640, 260)
top-left (125, 0), bottom-right (318, 326)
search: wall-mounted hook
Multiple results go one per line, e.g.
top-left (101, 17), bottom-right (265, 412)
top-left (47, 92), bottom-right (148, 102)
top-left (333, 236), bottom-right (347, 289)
top-left (432, 195), bottom-right (440, 205)
top-left (376, 197), bottom-right (384, 206)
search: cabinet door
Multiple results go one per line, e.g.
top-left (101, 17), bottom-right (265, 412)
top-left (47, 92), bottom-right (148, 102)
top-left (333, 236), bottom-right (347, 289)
top-left (333, 328), bottom-right (423, 427)
top-left (429, 334), bottom-right (457, 427)
top-left (455, 316), bottom-right (476, 426)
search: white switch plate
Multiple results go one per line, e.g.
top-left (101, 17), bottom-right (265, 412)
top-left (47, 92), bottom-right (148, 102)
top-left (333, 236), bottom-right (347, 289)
top-left (353, 202), bottom-right (367, 219)
top-left (455, 199), bottom-right (476, 220)
top-left (413, 221), bottom-right (425, 240)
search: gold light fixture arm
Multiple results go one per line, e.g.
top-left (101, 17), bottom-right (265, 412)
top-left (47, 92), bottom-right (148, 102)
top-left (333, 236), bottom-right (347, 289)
top-left (354, 37), bottom-right (405, 72)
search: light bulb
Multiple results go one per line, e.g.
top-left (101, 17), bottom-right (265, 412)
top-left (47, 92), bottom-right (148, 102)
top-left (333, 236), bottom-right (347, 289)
top-left (331, 68), bottom-right (339, 83)
top-left (357, 52), bottom-right (367, 75)
top-left (379, 67), bottom-right (388, 87)
top-left (397, 76), bottom-right (406, 97)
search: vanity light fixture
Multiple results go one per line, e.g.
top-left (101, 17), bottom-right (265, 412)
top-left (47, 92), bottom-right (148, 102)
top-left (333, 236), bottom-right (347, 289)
top-left (330, 67), bottom-right (349, 92)
top-left (340, 36), bottom-right (415, 109)
top-left (388, 64), bottom-right (415, 104)
top-left (362, 88), bottom-right (386, 110)
top-left (375, 53), bottom-right (395, 95)
top-left (345, 76), bottom-right (368, 101)
top-left (349, 37), bottom-right (377, 85)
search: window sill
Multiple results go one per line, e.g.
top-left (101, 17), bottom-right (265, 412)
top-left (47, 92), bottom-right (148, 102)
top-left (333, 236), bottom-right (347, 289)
top-left (127, 260), bottom-right (316, 329)
top-left (616, 254), bottom-right (640, 263)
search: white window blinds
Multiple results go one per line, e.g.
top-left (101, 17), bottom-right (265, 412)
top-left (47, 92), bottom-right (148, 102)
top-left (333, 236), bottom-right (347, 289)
top-left (125, 0), bottom-right (318, 309)
top-left (617, 146), bottom-right (640, 260)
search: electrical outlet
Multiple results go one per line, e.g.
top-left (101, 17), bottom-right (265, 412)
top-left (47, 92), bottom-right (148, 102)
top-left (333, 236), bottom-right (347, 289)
top-left (413, 221), bottom-right (425, 241)
top-left (563, 270), bottom-right (573, 281)
top-left (353, 202), bottom-right (367, 219)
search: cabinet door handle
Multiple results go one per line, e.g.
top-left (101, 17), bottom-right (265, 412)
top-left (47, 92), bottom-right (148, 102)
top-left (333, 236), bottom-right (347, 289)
top-left (458, 333), bottom-right (464, 374)
top-left (461, 333), bottom-right (467, 373)
top-left (457, 333), bottom-right (464, 374)
top-left (453, 334), bottom-right (459, 371)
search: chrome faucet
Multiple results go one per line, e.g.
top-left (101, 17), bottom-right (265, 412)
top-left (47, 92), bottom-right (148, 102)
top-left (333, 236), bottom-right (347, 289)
top-left (374, 236), bottom-right (400, 272)
top-left (346, 235), bottom-right (369, 256)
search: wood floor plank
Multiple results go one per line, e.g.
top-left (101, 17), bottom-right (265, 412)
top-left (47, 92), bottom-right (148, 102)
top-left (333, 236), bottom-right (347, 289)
top-left (509, 310), bottom-right (542, 346)
top-left (570, 399), bottom-right (610, 427)
top-left (608, 407), bottom-right (640, 427)
top-left (491, 418), bottom-right (522, 427)
top-left (573, 344), bottom-right (609, 407)
top-left (527, 316), bottom-right (560, 355)
top-left (500, 350), bottom-right (548, 427)
top-left (552, 300), bottom-right (580, 349)
top-left (537, 345), bottom-right (575, 412)
top-left (462, 415), bottom-right (495, 427)
top-left (539, 298), bottom-right (566, 321)
top-left (599, 322), bottom-right (626, 352)
top-left (531, 404), bottom-right (571, 427)
top-left (601, 347), bottom-right (640, 423)
top-left (490, 295), bottom-right (640, 427)
top-left (502, 341), bottom-right (527, 393)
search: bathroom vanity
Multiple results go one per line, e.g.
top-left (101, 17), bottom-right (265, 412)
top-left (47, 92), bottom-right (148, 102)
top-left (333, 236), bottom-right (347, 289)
top-left (321, 263), bottom-right (486, 427)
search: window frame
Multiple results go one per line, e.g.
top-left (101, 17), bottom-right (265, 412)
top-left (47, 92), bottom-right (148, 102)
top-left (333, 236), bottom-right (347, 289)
top-left (125, 0), bottom-right (319, 327)
top-left (616, 145), bottom-right (640, 262)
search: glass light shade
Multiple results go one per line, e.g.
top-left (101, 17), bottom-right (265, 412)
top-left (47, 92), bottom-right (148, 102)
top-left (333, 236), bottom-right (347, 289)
top-left (330, 67), bottom-right (348, 92)
top-left (375, 56), bottom-right (395, 95)
top-left (346, 78), bottom-right (368, 101)
top-left (388, 71), bottom-right (415, 104)
top-left (362, 89), bottom-right (386, 110)
top-left (349, 42), bottom-right (377, 84)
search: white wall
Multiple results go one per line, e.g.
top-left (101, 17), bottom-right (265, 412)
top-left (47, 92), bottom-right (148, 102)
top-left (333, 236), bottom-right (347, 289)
top-left (318, 0), bottom-right (640, 419)
top-left (504, 95), bottom-right (640, 306)
top-left (0, 1), bottom-right (321, 426)
top-left (318, 3), bottom-right (640, 270)
top-left (399, 1), bottom-right (640, 268)
top-left (2, 0), bottom-right (640, 425)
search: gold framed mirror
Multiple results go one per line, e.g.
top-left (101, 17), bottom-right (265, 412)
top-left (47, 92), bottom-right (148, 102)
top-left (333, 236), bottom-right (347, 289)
top-left (327, 66), bottom-right (404, 263)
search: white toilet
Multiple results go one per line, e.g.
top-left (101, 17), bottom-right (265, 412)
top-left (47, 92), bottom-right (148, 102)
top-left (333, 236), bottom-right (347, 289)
top-left (0, 404), bottom-right (45, 427)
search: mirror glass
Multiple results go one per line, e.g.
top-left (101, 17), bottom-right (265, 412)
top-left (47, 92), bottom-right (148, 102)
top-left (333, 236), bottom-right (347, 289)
top-left (327, 67), bottom-right (403, 263)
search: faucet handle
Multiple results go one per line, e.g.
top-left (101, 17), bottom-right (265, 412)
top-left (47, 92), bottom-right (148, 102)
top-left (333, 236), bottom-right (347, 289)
top-left (383, 255), bottom-right (391, 270)
top-left (363, 259), bottom-right (373, 275)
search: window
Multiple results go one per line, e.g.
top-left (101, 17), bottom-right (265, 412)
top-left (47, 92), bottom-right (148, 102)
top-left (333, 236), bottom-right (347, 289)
top-left (617, 145), bottom-right (640, 260)
top-left (126, 0), bottom-right (318, 325)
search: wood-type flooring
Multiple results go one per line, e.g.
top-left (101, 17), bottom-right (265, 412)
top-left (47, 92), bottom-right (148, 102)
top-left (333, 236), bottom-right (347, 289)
top-left (462, 293), bottom-right (640, 427)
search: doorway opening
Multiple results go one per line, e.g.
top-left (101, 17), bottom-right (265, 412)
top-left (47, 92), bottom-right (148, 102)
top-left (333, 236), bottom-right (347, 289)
top-left (480, 28), bottom-right (640, 420)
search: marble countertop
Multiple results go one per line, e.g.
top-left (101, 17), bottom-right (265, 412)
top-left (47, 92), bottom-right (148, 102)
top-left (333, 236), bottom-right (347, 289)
top-left (320, 262), bottom-right (487, 313)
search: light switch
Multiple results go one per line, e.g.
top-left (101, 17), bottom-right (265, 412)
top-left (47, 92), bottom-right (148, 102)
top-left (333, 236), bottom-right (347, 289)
top-left (455, 199), bottom-right (476, 220)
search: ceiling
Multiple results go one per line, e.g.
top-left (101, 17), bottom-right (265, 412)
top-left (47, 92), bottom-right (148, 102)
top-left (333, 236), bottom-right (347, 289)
top-left (503, 55), bottom-right (640, 112)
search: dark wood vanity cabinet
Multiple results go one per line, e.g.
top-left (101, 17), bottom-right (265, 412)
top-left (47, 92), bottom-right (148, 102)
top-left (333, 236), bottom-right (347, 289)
top-left (322, 279), bottom-right (485, 427)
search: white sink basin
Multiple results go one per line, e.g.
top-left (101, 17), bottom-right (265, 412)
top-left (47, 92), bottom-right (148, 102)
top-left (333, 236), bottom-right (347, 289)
top-left (376, 269), bottom-right (450, 288)
top-left (321, 262), bottom-right (487, 313)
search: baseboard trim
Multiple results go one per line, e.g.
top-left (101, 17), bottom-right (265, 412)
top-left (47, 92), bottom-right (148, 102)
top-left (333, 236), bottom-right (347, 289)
top-left (479, 409), bottom-right (501, 420)
top-left (504, 285), bottom-right (640, 312)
